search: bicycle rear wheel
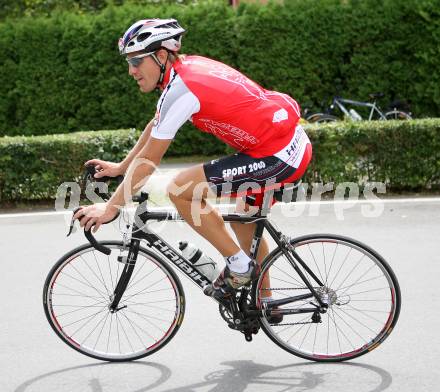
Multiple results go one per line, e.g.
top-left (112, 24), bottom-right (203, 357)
top-left (384, 110), bottom-right (412, 120)
top-left (255, 234), bottom-right (401, 362)
top-left (43, 241), bottom-right (185, 361)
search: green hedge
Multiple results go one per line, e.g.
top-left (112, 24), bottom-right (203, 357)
top-left (0, 126), bottom-right (227, 202)
top-left (306, 119), bottom-right (440, 190)
top-left (1, 119), bottom-right (439, 202)
top-left (0, 0), bottom-right (439, 137)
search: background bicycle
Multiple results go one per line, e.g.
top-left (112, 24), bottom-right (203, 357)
top-left (305, 94), bottom-right (412, 123)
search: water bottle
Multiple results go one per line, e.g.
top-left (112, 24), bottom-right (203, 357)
top-left (178, 241), bottom-right (219, 281)
top-left (349, 108), bottom-right (362, 121)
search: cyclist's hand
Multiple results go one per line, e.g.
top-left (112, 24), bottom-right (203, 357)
top-left (73, 203), bottom-right (119, 233)
top-left (85, 159), bottom-right (123, 179)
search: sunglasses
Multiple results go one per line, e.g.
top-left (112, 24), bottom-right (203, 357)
top-left (126, 52), bottom-right (153, 67)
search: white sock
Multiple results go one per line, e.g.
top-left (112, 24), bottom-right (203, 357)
top-left (225, 249), bottom-right (251, 274)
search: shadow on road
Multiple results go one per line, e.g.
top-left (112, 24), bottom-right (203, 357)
top-left (13, 361), bottom-right (171, 392)
top-left (162, 360), bottom-right (392, 392)
top-left (13, 359), bottom-right (392, 392)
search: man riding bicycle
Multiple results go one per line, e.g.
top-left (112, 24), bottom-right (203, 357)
top-left (74, 18), bottom-right (312, 300)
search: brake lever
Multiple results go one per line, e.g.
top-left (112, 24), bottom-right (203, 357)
top-left (67, 206), bottom-right (117, 256)
top-left (85, 164), bottom-right (124, 184)
top-left (67, 207), bottom-right (82, 237)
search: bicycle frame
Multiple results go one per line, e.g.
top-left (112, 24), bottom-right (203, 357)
top-left (102, 191), bottom-right (328, 318)
top-left (332, 97), bottom-right (386, 120)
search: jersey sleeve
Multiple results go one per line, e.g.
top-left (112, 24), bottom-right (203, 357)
top-left (151, 73), bottom-right (200, 140)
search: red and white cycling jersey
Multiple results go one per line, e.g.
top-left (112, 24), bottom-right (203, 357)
top-left (151, 55), bottom-right (302, 158)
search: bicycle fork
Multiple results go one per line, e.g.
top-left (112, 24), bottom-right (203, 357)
top-left (109, 239), bottom-right (140, 313)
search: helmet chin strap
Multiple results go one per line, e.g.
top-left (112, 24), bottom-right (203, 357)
top-left (151, 52), bottom-right (169, 89)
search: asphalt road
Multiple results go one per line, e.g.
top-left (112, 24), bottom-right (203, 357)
top-left (1, 198), bottom-right (439, 392)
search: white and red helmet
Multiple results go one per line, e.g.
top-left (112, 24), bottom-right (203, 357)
top-left (118, 18), bottom-right (185, 56)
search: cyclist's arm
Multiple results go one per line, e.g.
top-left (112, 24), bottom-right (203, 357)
top-left (108, 78), bottom-right (199, 207)
top-left (108, 136), bottom-right (172, 209)
top-left (119, 119), bottom-right (154, 173)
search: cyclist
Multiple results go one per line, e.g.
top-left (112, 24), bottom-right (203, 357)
top-left (74, 18), bottom-right (312, 300)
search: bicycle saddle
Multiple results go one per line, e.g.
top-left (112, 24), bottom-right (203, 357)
top-left (369, 92), bottom-right (385, 99)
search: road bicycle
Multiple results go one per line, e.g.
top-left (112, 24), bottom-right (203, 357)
top-left (43, 168), bottom-right (401, 362)
top-left (306, 93), bottom-right (412, 123)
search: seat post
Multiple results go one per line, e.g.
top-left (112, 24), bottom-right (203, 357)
top-left (258, 189), bottom-right (275, 217)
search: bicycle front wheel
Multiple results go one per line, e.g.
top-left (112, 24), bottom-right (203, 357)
top-left (255, 234), bottom-right (401, 362)
top-left (305, 113), bottom-right (339, 123)
top-left (43, 241), bottom-right (185, 361)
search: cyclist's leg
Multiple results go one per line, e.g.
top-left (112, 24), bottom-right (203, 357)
top-left (167, 164), bottom-right (257, 297)
top-left (166, 164), bottom-right (241, 257)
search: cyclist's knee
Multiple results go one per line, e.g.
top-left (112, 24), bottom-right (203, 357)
top-left (166, 178), bottom-right (188, 202)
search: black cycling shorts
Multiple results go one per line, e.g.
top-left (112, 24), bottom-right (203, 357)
top-left (202, 125), bottom-right (312, 206)
top-left (203, 149), bottom-right (310, 200)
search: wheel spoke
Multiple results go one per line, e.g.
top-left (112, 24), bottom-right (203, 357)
top-left (120, 310), bottom-right (151, 347)
top-left (336, 272), bottom-right (384, 295)
top-left (62, 266), bottom-right (108, 300)
top-left (124, 302), bottom-right (177, 313)
top-left (325, 243), bottom-right (339, 287)
top-left (92, 251), bottom-right (112, 296)
top-left (307, 244), bottom-right (325, 284)
top-left (107, 254), bottom-right (115, 292)
top-left (93, 311), bottom-right (110, 350)
top-left (124, 312), bottom-right (166, 343)
top-left (126, 265), bottom-right (159, 292)
top-left (81, 311), bottom-right (110, 346)
top-left (328, 308), bottom-right (355, 350)
top-left (53, 283), bottom-right (104, 300)
top-left (54, 299), bottom-right (109, 317)
top-left (271, 263), bottom-right (303, 287)
top-left (68, 306), bottom-right (108, 336)
top-left (334, 306), bottom-right (378, 335)
top-left (328, 247), bottom-right (352, 289)
top-left (116, 312), bottom-right (135, 353)
top-left (334, 254), bottom-right (365, 292)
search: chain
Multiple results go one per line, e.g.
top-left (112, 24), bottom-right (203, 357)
top-left (270, 321), bottom-right (318, 326)
top-left (270, 321), bottom-right (313, 326)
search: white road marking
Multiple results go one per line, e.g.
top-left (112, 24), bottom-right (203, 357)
top-left (1, 197), bottom-right (439, 219)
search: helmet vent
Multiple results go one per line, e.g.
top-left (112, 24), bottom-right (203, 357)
top-left (156, 22), bottom-right (180, 29)
top-left (137, 32), bottom-right (152, 42)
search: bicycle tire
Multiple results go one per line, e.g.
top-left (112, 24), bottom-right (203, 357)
top-left (253, 234), bottom-right (401, 362)
top-left (384, 110), bottom-right (412, 120)
top-left (43, 241), bottom-right (185, 362)
top-left (305, 113), bottom-right (339, 123)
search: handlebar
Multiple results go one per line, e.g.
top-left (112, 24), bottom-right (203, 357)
top-left (70, 165), bottom-right (150, 255)
top-left (84, 229), bottom-right (111, 255)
